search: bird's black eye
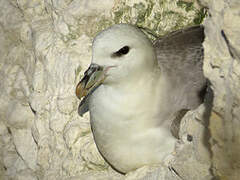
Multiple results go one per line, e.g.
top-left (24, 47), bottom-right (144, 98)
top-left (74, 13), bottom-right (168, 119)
top-left (112, 46), bottom-right (130, 58)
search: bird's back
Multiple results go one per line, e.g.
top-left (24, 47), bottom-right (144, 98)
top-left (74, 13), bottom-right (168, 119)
top-left (154, 25), bottom-right (206, 110)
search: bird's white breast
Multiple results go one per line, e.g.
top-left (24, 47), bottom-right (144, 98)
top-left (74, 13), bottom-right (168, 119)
top-left (89, 78), bottom-right (176, 173)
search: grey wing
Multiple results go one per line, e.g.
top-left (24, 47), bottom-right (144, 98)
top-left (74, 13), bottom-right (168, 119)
top-left (154, 25), bottom-right (206, 110)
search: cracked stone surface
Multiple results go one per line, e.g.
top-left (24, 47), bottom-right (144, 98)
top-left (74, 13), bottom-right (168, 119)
top-left (202, 0), bottom-right (240, 179)
top-left (0, 0), bottom-right (239, 179)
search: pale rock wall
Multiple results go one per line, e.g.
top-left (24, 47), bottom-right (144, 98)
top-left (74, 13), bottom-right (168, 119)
top-left (202, 0), bottom-right (240, 179)
top-left (0, 0), bottom-right (239, 180)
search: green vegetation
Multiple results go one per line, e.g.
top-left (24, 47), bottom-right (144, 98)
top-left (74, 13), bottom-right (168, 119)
top-left (177, 1), bottom-right (194, 12)
top-left (193, 8), bottom-right (207, 25)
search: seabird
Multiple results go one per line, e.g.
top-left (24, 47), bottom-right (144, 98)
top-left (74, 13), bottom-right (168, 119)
top-left (75, 24), bottom-right (206, 173)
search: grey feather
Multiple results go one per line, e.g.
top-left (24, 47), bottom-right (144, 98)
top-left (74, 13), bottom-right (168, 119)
top-left (154, 25), bottom-right (206, 110)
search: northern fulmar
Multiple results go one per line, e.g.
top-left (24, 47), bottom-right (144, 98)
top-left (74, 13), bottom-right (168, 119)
top-left (76, 24), bottom-right (206, 173)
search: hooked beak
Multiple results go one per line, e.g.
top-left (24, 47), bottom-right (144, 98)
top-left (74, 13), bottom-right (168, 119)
top-left (76, 63), bottom-right (114, 100)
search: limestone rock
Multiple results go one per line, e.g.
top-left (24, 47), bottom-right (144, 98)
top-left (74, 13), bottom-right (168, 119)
top-left (14, 169), bottom-right (38, 180)
top-left (11, 128), bottom-right (38, 170)
top-left (1, 0), bottom-right (239, 179)
top-left (202, 0), bottom-right (240, 179)
top-left (170, 105), bottom-right (213, 180)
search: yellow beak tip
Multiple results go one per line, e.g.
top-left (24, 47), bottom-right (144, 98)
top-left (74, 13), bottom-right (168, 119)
top-left (76, 83), bottom-right (87, 99)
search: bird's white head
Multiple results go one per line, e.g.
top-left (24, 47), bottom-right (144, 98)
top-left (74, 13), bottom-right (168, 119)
top-left (76, 24), bottom-right (157, 99)
top-left (92, 24), bottom-right (156, 83)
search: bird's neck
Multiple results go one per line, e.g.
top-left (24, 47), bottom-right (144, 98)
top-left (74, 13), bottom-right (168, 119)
top-left (89, 67), bottom-right (166, 128)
